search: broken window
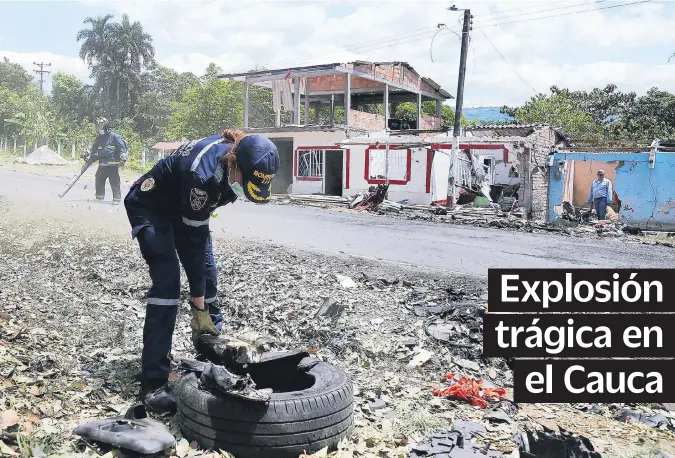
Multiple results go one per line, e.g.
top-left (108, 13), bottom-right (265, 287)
top-left (368, 148), bottom-right (408, 181)
top-left (297, 149), bottom-right (324, 178)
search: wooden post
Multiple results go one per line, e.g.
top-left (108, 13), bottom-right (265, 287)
top-left (293, 78), bottom-right (301, 124)
top-left (57, 139), bottom-right (62, 156)
top-left (243, 82), bottom-right (249, 128)
top-left (13, 137), bottom-right (17, 155)
top-left (384, 83), bottom-right (389, 130)
top-left (344, 73), bottom-right (351, 130)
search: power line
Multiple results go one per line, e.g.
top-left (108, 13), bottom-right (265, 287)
top-left (478, 28), bottom-right (539, 94)
top-left (33, 61), bottom-right (51, 94)
top-left (482, 0), bottom-right (578, 16)
top-left (471, 0), bottom-right (651, 29)
top-left (261, 26), bottom-right (438, 69)
top-left (474, 0), bottom-right (608, 25)
top-left (247, 0), bottom-right (650, 73)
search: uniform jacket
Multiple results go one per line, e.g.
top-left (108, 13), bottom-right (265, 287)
top-left (92, 131), bottom-right (127, 166)
top-left (124, 134), bottom-right (238, 298)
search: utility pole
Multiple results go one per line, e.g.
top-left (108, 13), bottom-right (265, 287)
top-left (33, 62), bottom-right (51, 94)
top-left (447, 6), bottom-right (472, 209)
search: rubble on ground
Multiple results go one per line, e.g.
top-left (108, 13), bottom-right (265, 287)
top-left (0, 198), bottom-right (674, 457)
top-left (271, 193), bottom-right (675, 246)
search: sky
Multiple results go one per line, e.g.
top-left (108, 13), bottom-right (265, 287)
top-left (1, 0), bottom-right (674, 107)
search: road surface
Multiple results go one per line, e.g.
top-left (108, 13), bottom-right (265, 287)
top-left (1, 169), bottom-right (670, 277)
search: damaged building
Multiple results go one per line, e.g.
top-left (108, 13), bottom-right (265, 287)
top-left (218, 61), bottom-right (453, 200)
top-left (464, 124), bottom-right (571, 219)
top-left (549, 141), bottom-right (675, 231)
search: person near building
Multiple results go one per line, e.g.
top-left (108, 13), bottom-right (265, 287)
top-left (123, 129), bottom-right (279, 414)
top-left (91, 118), bottom-right (127, 204)
top-left (588, 168), bottom-right (613, 221)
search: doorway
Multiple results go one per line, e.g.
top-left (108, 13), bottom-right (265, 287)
top-left (324, 150), bottom-right (344, 196)
top-left (270, 138), bottom-right (293, 194)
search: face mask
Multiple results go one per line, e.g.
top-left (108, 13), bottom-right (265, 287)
top-left (98, 129), bottom-right (104, 135)
top-left (228, 165), bottom-right (246, 199)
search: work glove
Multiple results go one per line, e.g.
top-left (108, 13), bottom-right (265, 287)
top-left (190, 300), bottom-right (220, 346)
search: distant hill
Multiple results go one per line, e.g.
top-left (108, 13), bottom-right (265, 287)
top-left (463, 107), bottom-right (514, 123)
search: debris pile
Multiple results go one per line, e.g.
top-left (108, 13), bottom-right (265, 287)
top-left (1, 198), bottom-right (674, 457)
top-left (407, 427), bottom-right (502, 458)
top-left (516, 426), bottom-right (602, 458)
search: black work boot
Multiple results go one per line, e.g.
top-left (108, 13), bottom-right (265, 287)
top-left (141, 380), bottom-right (176, 415)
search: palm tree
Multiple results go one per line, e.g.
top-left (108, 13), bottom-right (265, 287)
top-left (77, 14), bottom-right (155, 120)
top-left (77, 14), bottom-right (116, 117)
top-left (119, 15), bottom-right (155, 118)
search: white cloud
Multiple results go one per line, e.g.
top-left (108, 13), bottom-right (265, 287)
top-left (5, 0), bottom-right (675, 106)
top-left (0, 50), bottom-right (90, 92)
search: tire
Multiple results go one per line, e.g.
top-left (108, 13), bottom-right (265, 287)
top-left (174, 354), bottom-right (354, 458)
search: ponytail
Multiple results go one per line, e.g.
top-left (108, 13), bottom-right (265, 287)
top-left (221, 129), bottom-right (246, 170)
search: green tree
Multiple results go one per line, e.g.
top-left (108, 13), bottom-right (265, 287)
top-left (166, 76), bottom-right (243, 140)
top-left (421, 101), bottom-right (457, 126)
top-left (396, 101), bottom-right (464, 126)
top-left (501, 91), bottom-right (600, 139)
top-left (133, 65), bottom-right (198, 139)
top-left (0, 57), bottom-right (33, 92)
top-left (77, 13), bottom-right (155, 120)
top-left (51, 72), bottom-right (86, 123)
top-left (611, 88), bottom-right (675, 140)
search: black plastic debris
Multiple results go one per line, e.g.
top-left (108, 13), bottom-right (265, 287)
top-left (177, 358), bottom-right (272, 403)
top-left (573, 404), bottom-right (605, 415)
top-left (403, 339), bottom-right (419, 349)
top-left (518, 426), bottom-right (601, 458)
top-left (615, 409), bottom-right (671, 429)
top-left (485, 409), bottom-right (512, 424)
top-left (73, 405), bottom-right (175, 455)
top-left (485, 400), bottom-right (518, 424)
top-left (315, 297), bottom-right (346, 320)
top-left (407, 428), bottom-right (501, 458)
top-left (451, 420), bottom-right (487, 440)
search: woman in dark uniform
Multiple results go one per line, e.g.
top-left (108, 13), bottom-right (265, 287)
top-left (124, 129), bottom-right (279, 413)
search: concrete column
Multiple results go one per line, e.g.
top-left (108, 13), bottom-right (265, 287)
top-left (417, 93), bottom-right (422, 129)
top-left (330, 95), bottom-right (335, 127)
top-left (344, 73), bottom-right (351, 130)
top-left (243, 82), bottom-right (249, 128)
top-left (304, 78), bottom-right (310, 125)
top-left (293, 78), bottom-right (301, 124)
top-left (384, 83), bottom-right (389, 130)
top-left (436, 99), bottom-right (442, 122)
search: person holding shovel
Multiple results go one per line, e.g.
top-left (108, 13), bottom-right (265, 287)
top-left (124, 129), bottom-right (279, 414)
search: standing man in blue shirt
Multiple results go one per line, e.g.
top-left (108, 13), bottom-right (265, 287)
top-left (124, 129), bottom-right (279, 414)
top-left (588, 169), bottom-right (613, 221)
top-left (91, 117), bottom-right (128, 205)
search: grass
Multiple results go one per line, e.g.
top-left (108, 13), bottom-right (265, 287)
top-left (393, 411), bottom-right (449, 438)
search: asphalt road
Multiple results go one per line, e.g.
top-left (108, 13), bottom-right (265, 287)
top-left (1, 169), bottom-right (671, 277)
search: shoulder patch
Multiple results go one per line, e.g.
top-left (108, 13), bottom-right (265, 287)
top-left (173, 140), bottom-right (198, 157)
top-left (190, 188), bottom-right (208, 211)
top-left (141, 177), bottom-right (155, 192)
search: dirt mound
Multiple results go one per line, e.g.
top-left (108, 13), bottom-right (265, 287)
top-left (19, 145), bottom-right (69, 165)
